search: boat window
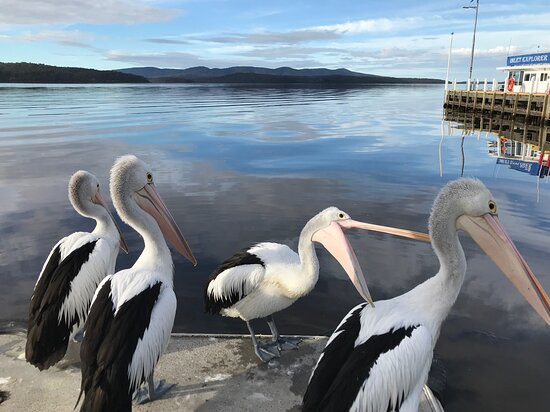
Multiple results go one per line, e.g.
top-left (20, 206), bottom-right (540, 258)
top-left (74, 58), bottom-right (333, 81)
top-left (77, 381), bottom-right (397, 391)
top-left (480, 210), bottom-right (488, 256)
top-left (511, 71), bottom-right (523, 85)
top-left (525, 73), bottom-right (531, 81)
top-left (542, 73), bottom-right (549, 81)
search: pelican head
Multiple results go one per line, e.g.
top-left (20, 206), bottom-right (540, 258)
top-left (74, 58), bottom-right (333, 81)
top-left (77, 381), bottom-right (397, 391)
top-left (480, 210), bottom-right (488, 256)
top-left (307, 207), bottom-right (429, 306)
top-left (431, 178), bottom-right (550, 325)
top-left (68, 170), bottom-right (128, 253)
top-left (110, 155), bottom-right (196, 266)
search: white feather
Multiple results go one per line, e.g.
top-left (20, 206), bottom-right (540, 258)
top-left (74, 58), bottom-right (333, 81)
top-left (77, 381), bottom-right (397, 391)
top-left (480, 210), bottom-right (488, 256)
top-left (127, 285), bottom-right (176, 392)
top-left (207, 264), bottom-right (265, 302)
top-left (350, 326), bottom-right (432, 412)
top-left (58, 236), bottom-right (118, 335)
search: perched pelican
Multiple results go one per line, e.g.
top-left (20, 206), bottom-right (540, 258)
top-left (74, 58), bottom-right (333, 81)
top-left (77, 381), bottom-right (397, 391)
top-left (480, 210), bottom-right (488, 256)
top-left (204, 207), bottom-right (428, 362)
top-left (77, 155), bottom-right (196, 411)
top-left (303, 178), bottom-right (550, 412)
top-left (25, 170), bottom-right (128, 370)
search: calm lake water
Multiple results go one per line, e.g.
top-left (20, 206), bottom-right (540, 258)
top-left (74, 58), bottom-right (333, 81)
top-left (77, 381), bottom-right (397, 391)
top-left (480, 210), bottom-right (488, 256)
top-left (1, 84), bottom-right (549, 411)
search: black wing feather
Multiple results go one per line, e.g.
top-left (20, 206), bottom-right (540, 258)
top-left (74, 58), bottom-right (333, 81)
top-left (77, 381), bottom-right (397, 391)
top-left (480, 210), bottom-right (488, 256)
top-left (25, 240), bottom-right (97, 370)
top-left (303, 303), bottom-right (366, 411)
top-left (310, 324), bottom-right (418, 412)
top-left (204, 247), bottom-right (265, 314)
top-left (79, 279), bottom-right (162, 412)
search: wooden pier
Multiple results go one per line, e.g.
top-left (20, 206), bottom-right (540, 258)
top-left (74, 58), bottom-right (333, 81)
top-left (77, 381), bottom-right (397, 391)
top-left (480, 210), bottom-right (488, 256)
top-left (444, 90), bottom-right (550, 148)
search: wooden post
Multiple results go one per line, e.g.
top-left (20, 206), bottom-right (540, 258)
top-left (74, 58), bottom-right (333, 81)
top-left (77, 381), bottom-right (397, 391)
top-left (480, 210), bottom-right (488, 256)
top-left (543, 94), bottom-right (550, 122)
top-left (526, 93), bottom-right (533, 120)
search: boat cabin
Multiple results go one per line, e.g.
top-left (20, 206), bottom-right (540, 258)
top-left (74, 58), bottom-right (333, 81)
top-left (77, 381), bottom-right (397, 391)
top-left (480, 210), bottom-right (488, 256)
top-left (497, 52), bottom-right (550, 93)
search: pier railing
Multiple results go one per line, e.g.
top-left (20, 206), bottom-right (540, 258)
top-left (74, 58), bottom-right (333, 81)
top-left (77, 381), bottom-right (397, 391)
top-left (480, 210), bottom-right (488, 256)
top-left (446, 79), bottom-right (503, 92)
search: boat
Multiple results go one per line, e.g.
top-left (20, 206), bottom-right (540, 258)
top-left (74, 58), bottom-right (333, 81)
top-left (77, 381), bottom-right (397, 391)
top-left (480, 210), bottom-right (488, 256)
top-left (498, 52), bottom-right (550, 93)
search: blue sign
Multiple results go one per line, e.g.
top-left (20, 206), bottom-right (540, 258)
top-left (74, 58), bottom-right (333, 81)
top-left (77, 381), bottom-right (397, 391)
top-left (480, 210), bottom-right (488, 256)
top-left (496, 158), bottom-right (540, 175)
top-left (507, 52), bottom-right (550, 66)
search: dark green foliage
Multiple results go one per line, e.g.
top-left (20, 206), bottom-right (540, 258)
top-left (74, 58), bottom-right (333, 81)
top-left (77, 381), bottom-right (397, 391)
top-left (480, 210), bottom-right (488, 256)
top-left (118, 65), bottom-right (444, 84)
top-left (0, 62), bottom-right (149, 83)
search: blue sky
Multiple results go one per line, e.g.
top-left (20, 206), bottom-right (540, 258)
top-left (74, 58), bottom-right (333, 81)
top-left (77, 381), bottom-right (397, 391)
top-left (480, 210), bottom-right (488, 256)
top-left (1, 0), bottom-right (549, 80)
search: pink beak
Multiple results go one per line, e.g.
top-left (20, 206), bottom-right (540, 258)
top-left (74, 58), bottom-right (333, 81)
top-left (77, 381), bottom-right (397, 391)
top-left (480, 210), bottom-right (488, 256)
top-left (457, 213), bottom-right (550, 326)
top-left (339, 219), bottom-right (431, 242)
top-left (311, 219), bottom-right (431, 306)
top-left (135, 183), bottom-right (197, 266)
top-left (92, 191), bottom-right (129, 254)
top-left (312, 221), bottom-right (374, 305)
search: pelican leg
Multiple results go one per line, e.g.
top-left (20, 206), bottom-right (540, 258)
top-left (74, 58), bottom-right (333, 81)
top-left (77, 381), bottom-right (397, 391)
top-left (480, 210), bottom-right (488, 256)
top-left (246, 321), bottom-right (279, 362)
top-left (72, 328), bottom-right (84, 343)
top-left (266, 316), bottom-right (301, 351)
top-left (133, 372), bottom-right (174, 404)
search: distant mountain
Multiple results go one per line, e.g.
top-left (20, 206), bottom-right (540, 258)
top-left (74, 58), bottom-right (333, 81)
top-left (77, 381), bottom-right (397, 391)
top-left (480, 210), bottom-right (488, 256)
top-left (0, 63), bottom-right (149, 83)
top-left (118, 66), bottom-right (375, 79)
top-left (118, 66), bottom-right (442, 84)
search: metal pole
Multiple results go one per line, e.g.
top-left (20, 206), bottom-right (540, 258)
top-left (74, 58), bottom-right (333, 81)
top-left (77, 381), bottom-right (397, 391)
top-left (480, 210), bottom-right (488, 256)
top-left (469, 0), bottom-right (479, 83)
top-left (445, 32), bottom-right (454, 92)
top-left (464, 0), bottom-right (480, 86)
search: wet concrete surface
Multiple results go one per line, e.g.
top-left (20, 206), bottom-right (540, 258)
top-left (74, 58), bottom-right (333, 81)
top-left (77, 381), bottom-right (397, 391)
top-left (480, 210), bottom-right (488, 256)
top-left (0, 333), bottom-right (442, 411)
top-left (0, 333), bottom-right (323, 412)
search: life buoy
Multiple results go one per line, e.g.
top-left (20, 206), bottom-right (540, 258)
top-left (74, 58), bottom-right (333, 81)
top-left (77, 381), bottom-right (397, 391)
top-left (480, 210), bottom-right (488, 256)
top-left (507, 77), bottom-right (514, 92)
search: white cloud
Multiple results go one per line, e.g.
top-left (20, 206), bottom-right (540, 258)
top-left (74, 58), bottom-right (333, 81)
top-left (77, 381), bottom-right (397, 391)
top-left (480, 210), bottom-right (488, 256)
top-left (0, 0), bottom-right (181, 25)
top-left (0, 30), bottom-right (100, 51)
top-left (452, 45), bottom-right (520, 58)
top-left (194, 29), bottom-right (340, 45)
top-left (313, 17), bottom-right (423, 34)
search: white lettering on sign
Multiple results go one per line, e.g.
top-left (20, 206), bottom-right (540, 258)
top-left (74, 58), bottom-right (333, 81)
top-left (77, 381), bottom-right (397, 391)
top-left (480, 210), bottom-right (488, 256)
top-left (508, 53), bottom-right (549, 66)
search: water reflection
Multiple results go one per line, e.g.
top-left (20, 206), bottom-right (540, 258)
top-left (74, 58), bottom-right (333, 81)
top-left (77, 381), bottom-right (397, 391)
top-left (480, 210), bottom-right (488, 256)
top-left (444, 107), bottom-right (550, 179)
top-left (0, 85), bottom-right (549, 411)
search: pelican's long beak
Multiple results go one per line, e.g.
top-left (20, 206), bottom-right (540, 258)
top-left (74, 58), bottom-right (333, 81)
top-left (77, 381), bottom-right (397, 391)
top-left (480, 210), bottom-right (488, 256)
top-left (339, 219), bottom-right (431, 243)
top-left (92, 191), bottom-right (129, 254)
top-left (457, 214), bottom-right (550, 325)
top-left (312, 221), bottom-right (374, 306)
top-left (135, 183), bottom-right (197, 266)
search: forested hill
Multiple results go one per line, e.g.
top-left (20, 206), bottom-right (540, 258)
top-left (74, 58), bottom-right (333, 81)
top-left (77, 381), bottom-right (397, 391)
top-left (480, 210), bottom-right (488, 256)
top-left (118, 66), bottom-right (443, 84)
top-left (0, 63), bottom-right (149, 83)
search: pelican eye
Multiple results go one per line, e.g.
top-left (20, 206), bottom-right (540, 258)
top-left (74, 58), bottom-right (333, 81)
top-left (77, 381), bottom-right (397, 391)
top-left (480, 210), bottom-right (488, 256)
top-left (146, 172), bottom-right (153, 183)
top-left (338, 213), bottom-right (345, 219)
top-left (488, 201), bottom-right (497, 213)
top-left (96, 183), bottom-right (99, 189)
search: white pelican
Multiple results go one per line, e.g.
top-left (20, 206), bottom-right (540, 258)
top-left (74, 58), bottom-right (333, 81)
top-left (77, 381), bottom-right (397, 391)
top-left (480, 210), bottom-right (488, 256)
top-left (25, 170), bottom-right (128, 370)
top-left (76, 155), bottom-right (196, 410)
top-left (204, 207), bottom-right (429, 362)
top-left (302, 178), bottom-right (550, 412)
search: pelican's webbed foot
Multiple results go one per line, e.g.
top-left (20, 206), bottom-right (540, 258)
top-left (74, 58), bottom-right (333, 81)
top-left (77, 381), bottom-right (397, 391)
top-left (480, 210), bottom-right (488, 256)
top-left (266, 316), bottom-right (302, 351)
top-left (246, 320), bottom-right (281, 362)
top-left (254, 341), bottom-right (280, 362)
top-left (133, 375), bottom-right (174, 404)
top-left (274, 336), bottom-right (302, 351)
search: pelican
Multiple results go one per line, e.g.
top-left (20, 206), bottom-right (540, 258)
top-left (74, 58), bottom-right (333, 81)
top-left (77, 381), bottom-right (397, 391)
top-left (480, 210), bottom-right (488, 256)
top-left (25, 170), bottom-right (128, 370)
top-left (204, 207), bottom-right (428, 362)
top-left (77, 155), bottom-right (196, 411)
top-left (303, 178), bottom-right (550, 412)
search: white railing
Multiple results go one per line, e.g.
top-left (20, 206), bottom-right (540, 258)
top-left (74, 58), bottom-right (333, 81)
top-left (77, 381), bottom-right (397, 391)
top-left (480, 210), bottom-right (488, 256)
top-left (447, 78), bottom-right (504, 92)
